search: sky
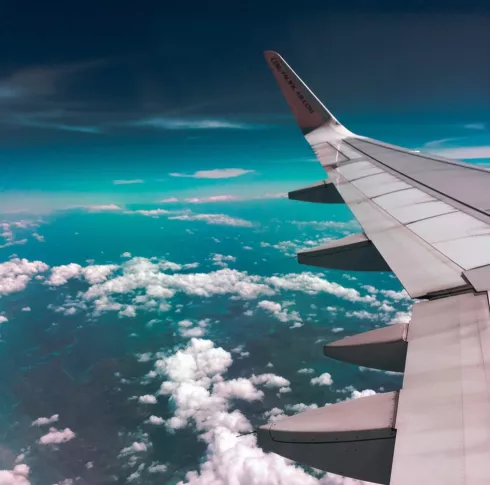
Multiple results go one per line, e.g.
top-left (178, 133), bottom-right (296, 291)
top-left (1, 2), bottom-right (490, 485)
top-left (1, 1), bottom-right (490, 212)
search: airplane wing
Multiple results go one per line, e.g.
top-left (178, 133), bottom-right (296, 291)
top-left (257, 51), bottom-right (490, 485)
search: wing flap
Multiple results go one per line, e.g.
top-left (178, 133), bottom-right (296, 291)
top-left (258, 392), bottom-right (398, 485)
top-left (390, 293), bottom-right (490, 485)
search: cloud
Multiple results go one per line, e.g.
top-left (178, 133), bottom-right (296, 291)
top-left (0, 60), bottom-right (105, 134)
top-left (158, 193), bottom-right (286, 205)
top-left (47, 263), bottom-right (118, 286)
top-left (0, 60), bottom-right (102, 101)
top-left (169, 168), bottom-right (254, 179)
top-left (146, 416), bottom-right (164, 425)
top-left (119, 441), bottom-right (148, 456)
top-left (211, 254), bottom-right (236, 267)
top-left (13, 117), bottom-right (102, 134)
top-left (310, 373), bottom-right (333, 386)
top-left (213, 378), bottom-right (264, 402)
top-left (39, 427), bottom-right (75, 444)
top-left (0, 464), bottom-right (30, 485)
top-left (134, 117), bottom-right (252, 131)
top-left (250, 373), bottom-right (290, 389)
top-left (138, 394), bottom-right (157, 404)
top-left (169, 213), bottom-right (253, 227)
top-left (267, 272), bottom-right (375, 303)
top-left (263, 407), bottom-right (286, 423)
top-left (180, 326), bottom-right (206, 338)
top-left (119, 305), bottom-right (136, 318)
top-left (257, 300), bottom-right (302, 323)
top-left (260, 237), bottom-right (334, 258)
top-left (248, 192), bottom-right (288, 200)
top-left (148, 464), bottom-right (167, 473)
top-left (380, 289), bottom-right (410, 301)
top-left (351, 389), bottom-right (376, 399)
top-left (390, 311), bottom-right (412, 324)
top-left (150, 338), bottom-right (361, 485)
top-left (155, 338), bottom-right (244, 433)
top-left (423, 137), bottom-right (490, 160)
top-left (136, 352), bottom-right (153, 362)
top-left (32, 414), bottom-right (59, 426)
top-left (41, 256), bottom-right (385, 321)
top-left (86, 204), bottom-right (122, 212)
top-left (131, 209), bottom-right (170, 217)
top-left (0, 258), bottom-right (49, 296)
top-left (184, 195), bottom-right (238, 203)
top-left (464, 123), bottom-right (486, 130)
top-left (345, 310), bottom-right (379, 321)
top-left (289, 220), bottom-right (361, 232)
top-left (0, 238), bottom-right (28, 249)
top-left (285, 403), bottom-right (319, 413)
top-left (113, 179), bottom-right (144, 185)
top-left (297, 368), bottom-right (314, 374)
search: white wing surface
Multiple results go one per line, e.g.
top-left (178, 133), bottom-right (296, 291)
top-left (257, 50), bottom-right (490, 485)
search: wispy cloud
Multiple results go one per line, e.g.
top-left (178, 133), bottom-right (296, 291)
top-left (158, 193), bottom-right (285, 204)
top-left (169, 168), bottom-right (254, 179)
top-left (0, 61), bottom-right (106, 134)
top-left (184, 195), bottom-right (238, 203)
top-left (86, 204), bottom-right (123, 212)
top-left (168, 212), bottom-right (253, 227)
top-left (113, 179), bottom-right (144, 185)
top-left (130, 209), bottom-right (171, 216)
top-left (423, 137), bottom-right (461, 149)
top-left (427, 146), bottom-right (490, 160)
top-left (257, 192), bottom-right (287, 199)
top-left (133, 117), bottom-right (253, 130)
top-left (13, 116), bottom-right (101, 134)
top-left (0, 60), bottom-right (103, 101)
top-left (464, 123), bottom-right (486, 130)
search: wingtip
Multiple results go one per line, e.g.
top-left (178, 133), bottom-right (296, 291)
top-left (263, 50), bottom-right (280, 59)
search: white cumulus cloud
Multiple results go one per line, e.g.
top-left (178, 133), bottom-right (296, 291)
top-left (257, 300), bottom-right (302, 323)
top-left (147, 415), bottom-right (165, 425)
top-left (0, 464), bottom-right (30, 485)
top-left (32, 414), bottom-right (59, 426)
top-left (0, 258), bottom-right (49, 296)
top-left (138, 394), bottom-right (157, 404)
top-left (311, 373), bottom-right (333, 386)
top-left (250, 373), bottom-right (290, 389)
top-left (39, 427), bottom-right (75, 445)
top-left (213, 379), bottom-right (264, 402)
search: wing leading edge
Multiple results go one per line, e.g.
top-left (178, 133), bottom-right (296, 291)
top-left (257, 50), bottom-right (490, 485)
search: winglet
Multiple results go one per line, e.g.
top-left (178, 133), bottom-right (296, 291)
top-left (264, 50), bottom-right (343, 135)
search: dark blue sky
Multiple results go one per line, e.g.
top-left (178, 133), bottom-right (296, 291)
top-left (1, 1), bottom-right (490, 145)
